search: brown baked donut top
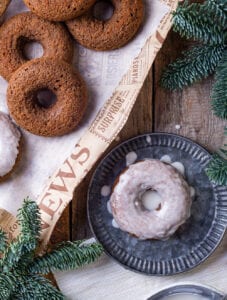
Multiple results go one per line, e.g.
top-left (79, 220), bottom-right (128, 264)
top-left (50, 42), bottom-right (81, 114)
top-left (23, 0), bottom-right (96, 21)
top-left (66, 0), bottom-right (144, 51)
top-left (0, 12), bottom-right (73, 81)
top-left (7, 58), bottom-right (88, 137)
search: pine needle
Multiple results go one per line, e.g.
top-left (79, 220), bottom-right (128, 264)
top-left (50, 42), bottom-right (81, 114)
top-left (0, 273), bottom-right (16, 299)
top-left (173, 1), bottom-right (225, 45)
top-left (212, 50), bottom-right (227, 119)
top-left (0, 229), bottom-right (7, 254)
top-left (29, 241), bottom-right (103, 274)
top-left (0, 199), bottom-right (103, 299)
top-left (161, 44), bottom-right (224, 90)
top-left (17, 197), bottom-right (41, 241)
top-left (1, 198), bottom-right (42, 272)
top-left (12, 275), bottom-right (65, 300)
top-left (206, 151), bottom-right (227, 185)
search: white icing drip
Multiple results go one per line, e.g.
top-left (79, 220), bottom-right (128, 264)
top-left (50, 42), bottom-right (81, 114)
top-left (160, 155), bottom-right (172, 164)
top-left (0, 113), bottom-right (21, 177)
top-left (141, 190), bottom-right (162, 211)
top-left (171, 161), bottom-right (185, 176)
top-left (146, 135), bottom-right (151, 144)
top-left (126, 151), bottom-right (137, 166)
top-left (101, 185), bottom-right (111, 197)
top-left (107, 201), bottom-right (112, 214)
top-left (112, 219), bottom-right (119, 228)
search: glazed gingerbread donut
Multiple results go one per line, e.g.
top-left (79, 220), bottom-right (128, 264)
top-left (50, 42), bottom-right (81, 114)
top-left (7, 58), bottom-right (88, 137)
top-left (23, 0), bottom-right (96, 21)
top-left (110, 160), bottom-right (191, 240)
top-left (66, 0), bottom-right (144, 51)
top-left (0, 112), bottom-right (21, 181)
top-left (0, 12), bottom-right (73, 81)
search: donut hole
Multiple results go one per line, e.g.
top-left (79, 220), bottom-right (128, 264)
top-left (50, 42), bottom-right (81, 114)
top-left (93, 0), bottom-right (115, 21)
top-left (17, 37), bottom-right (44, 60)
top-left (140, 190), bottom-right (162, 212)
top-left (33, 88), bottom-right (57, 109)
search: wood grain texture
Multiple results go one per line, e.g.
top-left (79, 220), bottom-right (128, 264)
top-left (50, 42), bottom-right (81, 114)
top-left (154, 31), bottom-right (226, 151)
top-left (52, 30), bottom-right (225, 243)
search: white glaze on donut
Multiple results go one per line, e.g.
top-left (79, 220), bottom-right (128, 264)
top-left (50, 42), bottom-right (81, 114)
top-left (101, 185), bottom-right (111, 197)
top-left (160, 155), bottom-right (172, 164)
top-left (126, 151), bottom-right (137, 166)
top-left (171, 161), bottom-right (185, 176)
top-left (0, 112), bottom-right (21, 177)
top-left (110, 160), bottom-right (191, 240)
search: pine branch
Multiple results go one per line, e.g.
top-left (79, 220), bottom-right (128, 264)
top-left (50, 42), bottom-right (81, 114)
top-left (172, 1), bottom-right (225, 45)
top-left (205, 0), bottom-right (227, 28)
top-left (212, 50), bottom-right (227, 120)
top-left (1, 199), bottom-right (41, 272)
top-left (206, 151), bottom-right (227, 185)
top-left (0, 273), bottom-right (16, 299)
top-left (161, 44), bottom-right (224, 90)
top-left (11, 275), bottom-right (65, 300)
top-left (0, 229), bottom-right (7, 254)
top-left (28, 241), bottom-right (103, 274)
top-left (17, 197), bottom-right (41, 241)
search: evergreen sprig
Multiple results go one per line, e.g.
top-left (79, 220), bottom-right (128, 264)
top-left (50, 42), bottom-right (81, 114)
top-left (29, 241), bottom-right (103, 275)
top-left (212, 50), bottom-right (227, 119)
top-left (172, 1), bottom-right (225, 45)
top-left (161, 0), bottom-right (227, 185)
top-left (206, 151), bottom-right (227, 185)
top-left (206, 127), bottom-right (227, 186)
top-left (0, 198), bottom-right (103, 299)
top-left (160, 44), bottom-right (224, 90)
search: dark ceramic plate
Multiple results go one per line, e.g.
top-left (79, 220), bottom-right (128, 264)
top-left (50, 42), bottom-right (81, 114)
top-left (88, 133), bottom-right (227, 275)
top-left (147, 284), bottom-right (224, 299)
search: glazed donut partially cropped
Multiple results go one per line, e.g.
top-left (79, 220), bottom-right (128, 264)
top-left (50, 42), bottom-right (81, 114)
top-left (110, 160), bottom-right (192, 240)
top-left (23, 0), bottom-right (96, 21)
top-left (66, 0), bottom-right (144, 51)
top-left (0, 112), bottom-right (21, 181)
top-left (0, 12), bottom-right (73, 80)
top-left (7, 58), bottom-right (88, 137)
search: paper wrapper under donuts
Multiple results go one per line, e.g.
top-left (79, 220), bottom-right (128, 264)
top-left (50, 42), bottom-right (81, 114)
top-left (0, 0), bottom-right (179, 250)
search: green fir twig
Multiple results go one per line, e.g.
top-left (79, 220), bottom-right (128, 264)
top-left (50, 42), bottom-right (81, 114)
top-left (212, 50), bottom-right (227, 119)
top-left (161, 44), bottom-right (224, 90)
top-left (29, 241), bottom-right (103, 275)
top-left (0, 199), bottom-right (103, 299)
top-left (173, 1), bottom-right (225, 44)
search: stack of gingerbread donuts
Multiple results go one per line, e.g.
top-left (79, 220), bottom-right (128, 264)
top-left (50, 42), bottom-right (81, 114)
top-left (0, 0), bottom-right (144, 179)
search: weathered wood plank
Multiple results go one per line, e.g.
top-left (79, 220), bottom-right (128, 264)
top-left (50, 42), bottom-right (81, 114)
top-left (50, 207), bottom-right (70, 244)
top-left (154, 31), bottom-right (225, 151)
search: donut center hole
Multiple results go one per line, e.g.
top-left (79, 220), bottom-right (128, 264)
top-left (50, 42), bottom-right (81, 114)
top-left (18, 37), bottom-right (44, 60)
top-left (34, 89), bottom-right (57, 109)
top-left (140, 190), bottom-right (162, 211)
top-left (93, 0), bottom-right (114, 21)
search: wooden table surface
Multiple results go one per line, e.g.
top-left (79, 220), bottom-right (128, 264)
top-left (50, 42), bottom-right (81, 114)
top-left (51, 29), bottom-right (225, 245)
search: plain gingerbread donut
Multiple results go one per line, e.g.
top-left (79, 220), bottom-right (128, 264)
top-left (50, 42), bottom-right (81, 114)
top-left (0, 12), bottom-right (73, 81)
top-left (66, 0), bottom-right (144, 51)
top-left (0, 0), bottom-right (10, 17)
top-left (110, 160), bottom-right (191, 240)
top-left (7, 58), bottom-right (88, 137)
top-left (23, 0), bottom-right (96, 21)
